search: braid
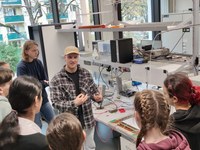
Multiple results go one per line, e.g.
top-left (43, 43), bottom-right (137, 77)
top-left (134, 90), bottom-right (170, 147)
top-left (135, 91), bottom-right (158, 146)
top-left (154, 92), bottom-right (170, 132)
top-left (136, 95), bottom-right (148, 146)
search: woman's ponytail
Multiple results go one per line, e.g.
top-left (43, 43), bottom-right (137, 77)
top-left (0, 111), bottom-right (19, 148)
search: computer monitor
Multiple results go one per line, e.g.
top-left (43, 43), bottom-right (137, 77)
top-left (110, 38), bottom-right (133, 63)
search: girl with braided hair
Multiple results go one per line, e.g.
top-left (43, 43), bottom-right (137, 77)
top-left (164, 73), bottom-right (200, 150)
top-left (134, 90), bottom-right (190, 150)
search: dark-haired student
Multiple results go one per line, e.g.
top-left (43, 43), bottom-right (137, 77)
top-left (0, 67), bottom-right (13, 122)
top-left (134, 90), bottom-right (190, 150)
top-left (46, 112), bottom-right (85, 150)
top-left (164, 73), bottom-right (200, 150)
top-left (0, 76), bottom-right (49, 150)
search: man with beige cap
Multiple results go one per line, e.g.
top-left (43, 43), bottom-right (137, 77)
top-left (50, 46), bottom-right (102, 150)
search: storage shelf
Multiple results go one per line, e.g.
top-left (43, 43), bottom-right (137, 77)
top-left (56, 21), bottom-right (181, 32)
top-left (79, 55), bottom-right (132, 69)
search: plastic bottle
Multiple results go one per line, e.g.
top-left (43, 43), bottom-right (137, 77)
top-left (92, 44), bottom-right (100, 60)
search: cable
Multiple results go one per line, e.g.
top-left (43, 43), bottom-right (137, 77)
top-left (104, 91), bottom-right (114, 97)
top-left (97, 65), bottom-right (104, 87)
top-left (118, 70), bottom-right (124, 77)
top-left (117, 99), bottom-right (132, 108)
top-left (98, 65), bottom-right (109, 88)
top-left (135, 85), bottom-right (139, 91)
top-left (105, 98), bottom-right (118, 111)
top-left (170, 32), bottom-right (185, 53)
top-left (93, 110), bottom-right (108, 115)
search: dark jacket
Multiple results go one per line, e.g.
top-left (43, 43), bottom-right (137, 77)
top-left (15, 134), bottom-right (49, 150)
top-left (1, 117), bottom-right (49, 150)
top-left (172, 105), bottom-right (200, 150)
top-left (17, 59), bottom-right (49, 105)
top-left (137, 130), bottom-right (190, 150)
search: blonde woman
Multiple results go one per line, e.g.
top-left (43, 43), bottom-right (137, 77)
top-left (17, 40), bottom-right (55, 128)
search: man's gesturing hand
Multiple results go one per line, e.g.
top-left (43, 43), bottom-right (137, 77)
top-left (74, 93), bottom-right (88, 106)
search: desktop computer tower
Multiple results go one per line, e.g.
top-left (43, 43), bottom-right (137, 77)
top-left (110, 38), bottom-right (133, 63)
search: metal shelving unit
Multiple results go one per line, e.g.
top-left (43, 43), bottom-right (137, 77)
top-left (56, 21), bottom-right (181, 32)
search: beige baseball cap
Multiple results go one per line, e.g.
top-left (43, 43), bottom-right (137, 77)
top-left (64, 46), bottom-right (79, 55)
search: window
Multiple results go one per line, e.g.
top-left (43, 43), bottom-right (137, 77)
top-left (7, 25), bottom-right (16, 33)
top-left (4, 8), bottom-right (16, 16)
top-left (121, 0), bottom-right (152, 44)
top-left (70, 4), bottom-right (77, 12)
top-left (56, 0), bottom-right (80, 22)
top-left (9, 41), bottom-right (21, 47)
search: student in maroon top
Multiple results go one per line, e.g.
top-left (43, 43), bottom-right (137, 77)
top-left (134, 90), bottom-right (190, 150)
top-left (164, 73), bottom-right (200, 150)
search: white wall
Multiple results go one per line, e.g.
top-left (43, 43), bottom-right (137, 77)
top-left (41, 25), bottom-right (76, 80)
top-left (161, 0), bottom-right (199, 55)
top-left (161, 0), bottom-right (169, 14)
top-left (175, 0), bottom-right (193, 12)
top-left (162, 12), bottom-right (193, 54)
top-left (161, 0), bottom-right (194, 14)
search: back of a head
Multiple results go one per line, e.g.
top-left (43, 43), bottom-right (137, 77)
top-left (164, 72), bottom-right (200, 105)
top-left (134, 90), bottom-right (170, 146)
top-left (46, 112), bottom-right (84, 150)
top-left (8, 75), bottom-right (42, 114)
top-left (0, 68), bottom-right (13, 86)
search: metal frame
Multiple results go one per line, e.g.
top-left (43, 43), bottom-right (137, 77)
top-left (50, 0), bottom-right (60, 28)
top-left (91, 0), bottom-right (101, 40)
top-left (151, 0), bottom-right (161, 40)
top-left (192, 0), bottom-right (199, 75)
